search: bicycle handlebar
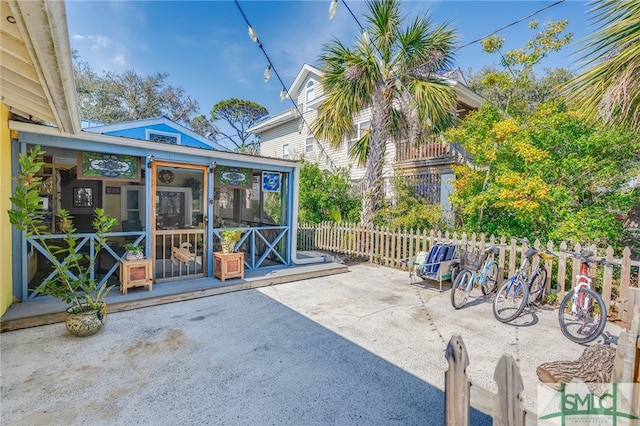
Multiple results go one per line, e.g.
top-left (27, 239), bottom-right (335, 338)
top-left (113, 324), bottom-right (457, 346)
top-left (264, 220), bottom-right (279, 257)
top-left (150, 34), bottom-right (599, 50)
top-left (560, 249), bottom-right (614, 266)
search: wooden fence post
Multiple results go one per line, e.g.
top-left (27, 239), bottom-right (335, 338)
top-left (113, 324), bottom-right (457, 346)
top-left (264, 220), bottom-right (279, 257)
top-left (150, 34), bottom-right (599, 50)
top-left (493, 354), bottom-right (525, 426)
top-left (557, 241), bottom-right (568, 301)
top-left (620, 247), bottom-right (632, 324)
top-left (445, 335), bottom-right (470, 426)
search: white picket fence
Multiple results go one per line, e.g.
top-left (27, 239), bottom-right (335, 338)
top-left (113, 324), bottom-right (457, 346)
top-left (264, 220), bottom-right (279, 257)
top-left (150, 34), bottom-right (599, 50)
top-left (297, 222), bottom-right (640, 322)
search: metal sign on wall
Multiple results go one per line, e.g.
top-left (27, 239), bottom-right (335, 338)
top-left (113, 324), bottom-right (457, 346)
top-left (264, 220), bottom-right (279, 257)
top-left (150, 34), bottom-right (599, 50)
top-left (262, 172), bottom-right (281, 192)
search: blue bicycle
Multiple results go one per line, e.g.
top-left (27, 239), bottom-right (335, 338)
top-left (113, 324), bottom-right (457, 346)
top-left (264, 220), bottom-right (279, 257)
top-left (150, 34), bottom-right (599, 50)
top-left (492, 238), bottom-right (557, 322)
top-left (450, 245), bottom-right (500, 309)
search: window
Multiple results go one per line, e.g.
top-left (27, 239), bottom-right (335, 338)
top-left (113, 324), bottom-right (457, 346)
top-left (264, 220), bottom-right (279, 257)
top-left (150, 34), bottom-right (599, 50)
top-left (305, 136), bottom-right (314, 153)
top-left (146, 129), bottom-right (180, 144)
top-left (305, 80), bottom-right (315, 112)
top-left (282, 144), bottom-right (290, 159)
top-left (305, 80), bottom-right (315, 103)
top-left (121, 185), bottom-right (146, 224)
top-left (347, 120), bottom-right (370, 152)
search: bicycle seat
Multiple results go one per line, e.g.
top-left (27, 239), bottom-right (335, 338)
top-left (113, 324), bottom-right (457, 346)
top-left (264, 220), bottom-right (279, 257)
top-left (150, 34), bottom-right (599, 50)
top-left (539, 250), bottom-right (557, 260)
top-left (485, 246), bottom-right (500, 256)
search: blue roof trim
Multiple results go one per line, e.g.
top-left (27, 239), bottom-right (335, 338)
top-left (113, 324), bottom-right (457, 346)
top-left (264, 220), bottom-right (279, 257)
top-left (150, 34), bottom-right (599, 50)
top-left (83, 116), bottom-right (229, 151)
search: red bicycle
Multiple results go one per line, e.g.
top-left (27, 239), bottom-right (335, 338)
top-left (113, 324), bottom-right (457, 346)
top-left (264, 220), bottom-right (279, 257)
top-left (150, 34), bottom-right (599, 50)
top-left (558, 250), bottom-right (611, 344)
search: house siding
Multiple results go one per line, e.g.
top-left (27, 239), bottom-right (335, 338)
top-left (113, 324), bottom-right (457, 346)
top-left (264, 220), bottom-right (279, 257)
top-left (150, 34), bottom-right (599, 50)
top-left (1, 103), bottom-right (13, 315)
top-left (103, 123), bottom-right (212, 149)
top-left (253, 65), bottom-right (473, 206)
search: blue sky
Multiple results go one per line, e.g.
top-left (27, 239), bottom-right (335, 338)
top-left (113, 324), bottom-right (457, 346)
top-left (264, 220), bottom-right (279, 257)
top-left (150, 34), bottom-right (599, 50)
top-left (66, 0), bottom-right (595, 122)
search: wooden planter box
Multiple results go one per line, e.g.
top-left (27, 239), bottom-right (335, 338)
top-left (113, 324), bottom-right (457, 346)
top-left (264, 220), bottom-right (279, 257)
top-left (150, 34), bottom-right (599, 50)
top-left (119, 258), bottom-right (153, 294)
top-left (214, 251), bottom-right (244, 282)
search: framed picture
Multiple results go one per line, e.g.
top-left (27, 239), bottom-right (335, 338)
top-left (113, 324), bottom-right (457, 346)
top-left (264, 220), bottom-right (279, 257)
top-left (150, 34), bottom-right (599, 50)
top-left (262, 172), bottom-right (281, 192)
top-left (105, 186), bottom-right (121, 195)
top-left (73, 187), bottom-right (93, 208)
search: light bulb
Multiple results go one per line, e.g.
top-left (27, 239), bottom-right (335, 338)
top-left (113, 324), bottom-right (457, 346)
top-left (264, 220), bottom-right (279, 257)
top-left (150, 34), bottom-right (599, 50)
top-left (248, 26), bottom-right (257, 42)
top-left (264, 65), bottom-right (272, 83)
top-left (280, 89), bottom-right (287, 102)
top-left (362, 30), bottom-right (370, 45)
top-left (329, 0), bottom-right (338, 19)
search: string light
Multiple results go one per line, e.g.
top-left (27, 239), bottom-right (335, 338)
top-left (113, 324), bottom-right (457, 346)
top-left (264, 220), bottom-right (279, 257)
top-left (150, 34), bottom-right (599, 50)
top-left (328, 0), bottom-right (338, 19)
top-left (361, 30), bottom-right (369, 45)
top-left (264, 65), bottom-right (272, 83)
top-left (234, 0), bottom-right (338, 169)
top-left (248, 25), bottom-right (258, 42)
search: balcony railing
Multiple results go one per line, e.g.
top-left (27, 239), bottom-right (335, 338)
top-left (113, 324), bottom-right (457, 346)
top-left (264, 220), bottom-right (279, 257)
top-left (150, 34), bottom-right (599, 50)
top-left (395, 139), bottom-right (449, 162)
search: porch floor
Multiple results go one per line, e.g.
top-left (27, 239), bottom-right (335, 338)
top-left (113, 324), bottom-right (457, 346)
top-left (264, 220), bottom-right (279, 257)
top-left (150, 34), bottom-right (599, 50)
top-left (1, 258), bottom-right (348, 332)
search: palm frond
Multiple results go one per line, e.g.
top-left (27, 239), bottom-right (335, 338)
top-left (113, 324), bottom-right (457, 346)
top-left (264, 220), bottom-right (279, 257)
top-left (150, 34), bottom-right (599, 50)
top-left (562, 0), bottom-right (640, 130)
top-left (366, 0), bottom-right (401, 61)
top-left (408, 79), bottom-right (458, 132)
top-left (349, 132), bottom-right (371, 167)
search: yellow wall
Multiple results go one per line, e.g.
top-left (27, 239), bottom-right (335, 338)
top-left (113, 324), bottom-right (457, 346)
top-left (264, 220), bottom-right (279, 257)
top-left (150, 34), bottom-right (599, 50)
top-left (0, 103), bottom-right (14, 316)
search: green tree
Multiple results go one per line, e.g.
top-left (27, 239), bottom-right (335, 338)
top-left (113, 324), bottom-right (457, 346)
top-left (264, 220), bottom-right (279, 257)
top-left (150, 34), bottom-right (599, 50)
top-left (447, 101), bottom-right (639, 248)
top-left (313, 0), bottom-right (458, 227)
top-left (191, 115), bottom-right (219, 140)
top-left (74, 53), bottom-right (200, 127)
top-left (210, 99), bottom-right (268, 153)
top-left (562, 0), bottom-right (640, 131)
top-left (372, 176), bottom-right (447, 232)
top-left (469, 20), bottom-right (573, 117)
top-left (298, 162), bottom-right (361, 224)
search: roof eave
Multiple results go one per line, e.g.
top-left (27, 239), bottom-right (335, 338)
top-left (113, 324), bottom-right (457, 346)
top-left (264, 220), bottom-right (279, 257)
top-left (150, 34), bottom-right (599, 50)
top-left (4, 0), bottom-right (80, 133)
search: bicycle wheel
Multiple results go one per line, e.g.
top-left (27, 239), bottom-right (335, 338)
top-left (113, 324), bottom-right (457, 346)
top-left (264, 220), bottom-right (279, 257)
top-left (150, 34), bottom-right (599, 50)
top-left (451, 270), bottom-right (473, 309)
top-left (493, 276), bottom-right (528, 322)
top-left (482, 262), bottom-right (498, 295)
top-left (528, 268), bottom-right (547, 304)
top-left (558, 288), bottom-right (607, 344)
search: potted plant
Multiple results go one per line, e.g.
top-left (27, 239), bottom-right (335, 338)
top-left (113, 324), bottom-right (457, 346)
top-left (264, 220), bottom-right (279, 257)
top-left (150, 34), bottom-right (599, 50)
top-left (8, 146), bottom-right (117, 337)
top-left (220, 229), bottom-right (241, 254)
top-left (124, 243), bottom-right (145, 261)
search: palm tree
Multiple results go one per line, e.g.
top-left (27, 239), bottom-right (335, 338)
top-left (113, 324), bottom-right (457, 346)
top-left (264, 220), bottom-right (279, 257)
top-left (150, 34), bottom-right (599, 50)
top-left (313, 0), bottom-right (458, 227)
top-left (563, 0), bottom-right (640, 131)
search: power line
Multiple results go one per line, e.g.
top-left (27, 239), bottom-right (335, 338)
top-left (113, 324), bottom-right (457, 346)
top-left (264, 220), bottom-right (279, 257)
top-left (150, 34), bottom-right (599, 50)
top-left (234, 0), bottom-right (339, 170)
top-left (454, 0), bottom-right (567, 52)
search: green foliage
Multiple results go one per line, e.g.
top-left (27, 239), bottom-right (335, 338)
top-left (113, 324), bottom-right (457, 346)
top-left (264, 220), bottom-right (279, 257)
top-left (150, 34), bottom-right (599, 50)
top-left (470, 20), bottom-right (573, 117)
top-left (209, 98), bottom-right (268, 152)
top-left (298, 162), bottom-right (361, 224)
top-left (73, 52), bottom-right (199, 127)
top-left (220, 229), bottom-right (241, 242)
top-left (9, 146), bottom-right (117, 313)
top-left (447, 101), bottom-right (640, 250)
top-left (313, 0), bottom-right (458, 226)
top-left (123, 243), bottom-right (144, 254)
top-left (372, 177), bottom-right (448, 232)
top-left (562, 0), bottom-right (640, 131)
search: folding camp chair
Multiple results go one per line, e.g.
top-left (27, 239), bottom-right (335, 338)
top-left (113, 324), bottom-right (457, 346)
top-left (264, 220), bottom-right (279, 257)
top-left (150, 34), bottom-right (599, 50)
top-left (408, 243), bottom-right (458, 291)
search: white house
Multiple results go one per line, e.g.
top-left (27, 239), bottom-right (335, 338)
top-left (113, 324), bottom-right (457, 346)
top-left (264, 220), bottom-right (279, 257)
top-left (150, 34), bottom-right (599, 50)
top-left (249, 64), bottom-right (483, 213)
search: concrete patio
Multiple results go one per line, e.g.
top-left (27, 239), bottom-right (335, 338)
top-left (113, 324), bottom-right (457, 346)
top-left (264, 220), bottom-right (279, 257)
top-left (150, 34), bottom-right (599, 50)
top-left (1, 263), bottom-right (622, 425)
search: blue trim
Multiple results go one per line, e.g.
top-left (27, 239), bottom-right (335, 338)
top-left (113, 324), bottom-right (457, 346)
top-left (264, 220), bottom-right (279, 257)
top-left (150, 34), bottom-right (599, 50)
top-left (13, 134), bottom-right (298, 302)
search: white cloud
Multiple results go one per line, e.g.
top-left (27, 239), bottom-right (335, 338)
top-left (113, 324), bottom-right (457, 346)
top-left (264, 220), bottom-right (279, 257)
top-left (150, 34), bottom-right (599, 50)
top-left (112, 54), bottom-right (127, 68)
